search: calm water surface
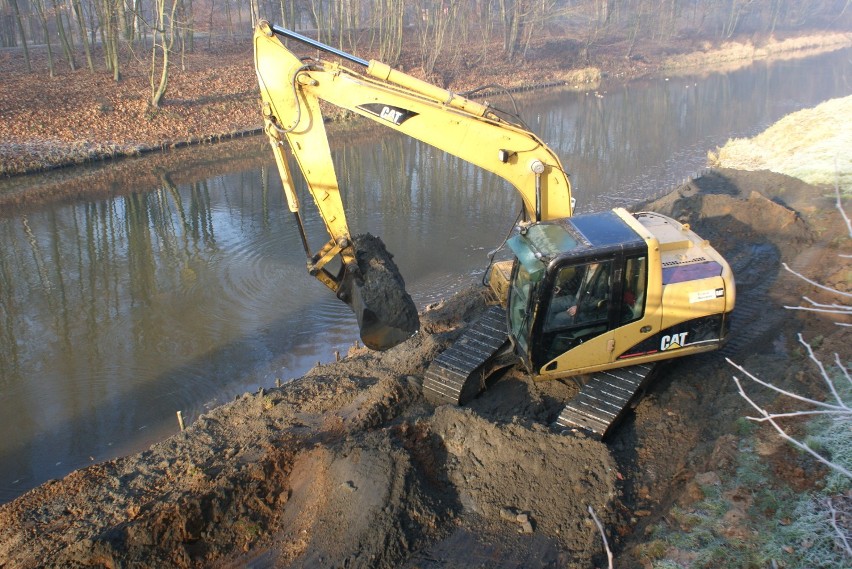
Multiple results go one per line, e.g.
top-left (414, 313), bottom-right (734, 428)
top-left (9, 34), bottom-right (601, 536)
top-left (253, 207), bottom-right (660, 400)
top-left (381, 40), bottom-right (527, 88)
top-left (1, 48), bottom-right (849, 502)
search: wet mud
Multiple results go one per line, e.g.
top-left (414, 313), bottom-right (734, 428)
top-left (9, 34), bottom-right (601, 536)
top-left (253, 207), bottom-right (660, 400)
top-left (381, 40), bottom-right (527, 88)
top-left (348, 233), bottom-right (420, 351)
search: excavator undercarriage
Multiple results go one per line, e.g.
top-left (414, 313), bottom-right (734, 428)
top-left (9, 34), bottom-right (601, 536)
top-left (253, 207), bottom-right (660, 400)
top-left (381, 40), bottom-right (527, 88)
top-left (422, 304), bottom-right (659, 439)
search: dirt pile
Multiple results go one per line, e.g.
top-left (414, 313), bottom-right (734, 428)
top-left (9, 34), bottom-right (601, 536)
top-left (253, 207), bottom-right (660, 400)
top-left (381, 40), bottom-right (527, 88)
top-left (1, 167), bottom-right (848, 568)
top-left (0, 284), bottom-right (619, 568)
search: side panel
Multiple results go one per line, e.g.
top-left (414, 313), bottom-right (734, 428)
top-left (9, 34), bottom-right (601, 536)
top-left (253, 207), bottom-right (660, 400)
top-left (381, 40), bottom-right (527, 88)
top-left (616, 314), bottom-right (729, 361)
top-left (660, 276), bottom-right (729, 331)
top-left (536, 314), bottom-right (728, 381)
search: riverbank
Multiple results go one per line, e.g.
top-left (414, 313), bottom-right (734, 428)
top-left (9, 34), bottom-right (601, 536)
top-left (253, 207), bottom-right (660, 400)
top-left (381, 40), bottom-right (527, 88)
top-left (1, 29), bottom-right (850, 178)
top-left (0, 166), bottom-right (847, 568)
top-left (0, 98), bottom-right (849, 566)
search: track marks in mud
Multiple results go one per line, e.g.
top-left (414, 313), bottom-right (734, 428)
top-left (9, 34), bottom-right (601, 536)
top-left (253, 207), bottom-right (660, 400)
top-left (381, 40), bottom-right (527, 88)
top-left (650, 168), bottom-right (814, 358)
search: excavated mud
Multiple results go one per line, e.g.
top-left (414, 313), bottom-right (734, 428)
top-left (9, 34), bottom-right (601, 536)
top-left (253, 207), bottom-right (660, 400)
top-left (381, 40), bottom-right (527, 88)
top-left (0, 168), bottom-right (847, 568)
top-left (348, 233), bottom-right (420, 350)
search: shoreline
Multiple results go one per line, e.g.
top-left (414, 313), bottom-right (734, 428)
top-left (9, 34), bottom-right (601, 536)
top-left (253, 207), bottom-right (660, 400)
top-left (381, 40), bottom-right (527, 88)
top-left (1, 31), bottom-right (849, 180)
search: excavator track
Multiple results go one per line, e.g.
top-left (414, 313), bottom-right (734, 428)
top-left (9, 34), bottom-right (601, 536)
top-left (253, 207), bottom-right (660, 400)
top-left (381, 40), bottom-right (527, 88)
top-left (423, 306), bottom-right (511, 406)
top-left (554, 363), bottom-right (656, 439)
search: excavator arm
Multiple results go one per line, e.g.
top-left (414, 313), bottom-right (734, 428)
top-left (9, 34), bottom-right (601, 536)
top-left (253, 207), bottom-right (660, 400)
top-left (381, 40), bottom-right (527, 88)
top-left (253, 21), bottom-right (574, 350)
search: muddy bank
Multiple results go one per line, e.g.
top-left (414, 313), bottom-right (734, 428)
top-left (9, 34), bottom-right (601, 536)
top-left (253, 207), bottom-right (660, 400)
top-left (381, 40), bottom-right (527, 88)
top-left (0, 283), bottom-right (617, 569)
top-left (0, 166), bottom-right (848, 568)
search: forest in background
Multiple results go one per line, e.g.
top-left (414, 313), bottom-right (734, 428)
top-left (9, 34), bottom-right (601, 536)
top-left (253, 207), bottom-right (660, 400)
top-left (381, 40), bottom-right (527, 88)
top-left (2, 0), bottom-right (850, 84)
top-left (1, 0), bottom-right (849, 177)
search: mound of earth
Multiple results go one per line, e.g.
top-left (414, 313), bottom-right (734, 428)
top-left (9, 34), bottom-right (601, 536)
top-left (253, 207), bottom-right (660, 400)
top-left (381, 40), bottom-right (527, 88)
top-left (0, 167), bottom-right (848, 568)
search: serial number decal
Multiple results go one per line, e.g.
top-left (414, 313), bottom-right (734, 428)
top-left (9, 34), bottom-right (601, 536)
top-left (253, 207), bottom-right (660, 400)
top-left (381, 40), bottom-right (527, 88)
top-left (689, 288), bottom-right (724, 304)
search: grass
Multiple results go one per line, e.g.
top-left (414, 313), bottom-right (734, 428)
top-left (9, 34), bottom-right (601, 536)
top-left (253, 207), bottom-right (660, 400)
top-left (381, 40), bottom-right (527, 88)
top-left (641, 370), bottom-right (852, 569)
top-left (663, 32), bottom-right (852, 70)
top-left (710, 96), bottom-right (852, 194)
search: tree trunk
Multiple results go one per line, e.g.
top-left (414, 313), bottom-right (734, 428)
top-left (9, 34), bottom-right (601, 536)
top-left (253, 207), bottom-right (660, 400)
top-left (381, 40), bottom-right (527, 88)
top-left (71, 0), bottom-right (94, 71)
top-left (98, 0), bottom-right (122, 80)
top-left (499, 0), bottom-right (524, 61)
top-left (9, 0), bottom-right (32, 71)
top-left (208, 0), bottom-right (214, 47)
top-left (34, 0), bottom-right (56, 77)
top-left (375, 0), bottom-right (403, 66)
top-left (415, 0), bottom-right (460, 76)
top-left (51, 0), bottom-right (77, 70)
top-left (151, 0), bottom-right (179, 107)
top-left (184, 0), bottom-right (194, 51)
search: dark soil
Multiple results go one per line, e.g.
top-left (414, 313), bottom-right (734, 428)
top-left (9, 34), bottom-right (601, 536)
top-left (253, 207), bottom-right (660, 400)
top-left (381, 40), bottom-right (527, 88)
top-left (349, 233), bottom-right (420, 350)
top-left (1, 167), bottom-right (848, 568)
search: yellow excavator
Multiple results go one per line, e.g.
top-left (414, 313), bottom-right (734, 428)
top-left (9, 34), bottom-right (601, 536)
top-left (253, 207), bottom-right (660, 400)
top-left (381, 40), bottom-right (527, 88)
top-left (254, 22), bottom-right (735, 437)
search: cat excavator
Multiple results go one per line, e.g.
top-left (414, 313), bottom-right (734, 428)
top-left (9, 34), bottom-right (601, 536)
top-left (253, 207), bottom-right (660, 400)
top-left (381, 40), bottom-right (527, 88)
top-left (254, 22), bottom-right (735, 438)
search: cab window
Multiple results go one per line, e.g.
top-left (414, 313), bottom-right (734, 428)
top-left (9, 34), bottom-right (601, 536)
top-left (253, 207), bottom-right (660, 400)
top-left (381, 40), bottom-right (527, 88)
top-left (620, 255), bottom-right (647, 325)
top-left (545, 261), bottom-right (613, 331)
top-left (539, 261), bottom-right (613, 363)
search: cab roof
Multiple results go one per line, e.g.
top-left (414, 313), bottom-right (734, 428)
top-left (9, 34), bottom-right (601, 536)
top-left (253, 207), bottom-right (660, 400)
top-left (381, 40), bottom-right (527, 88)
top-left (507, 210), bottom-right (644, 279)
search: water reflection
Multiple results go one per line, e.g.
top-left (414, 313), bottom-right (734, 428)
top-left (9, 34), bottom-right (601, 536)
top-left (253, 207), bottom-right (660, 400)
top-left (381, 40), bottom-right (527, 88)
top-left (0, 47), bottom-right (849, 503)
top-left (528, 50), bottom-right (851, 211)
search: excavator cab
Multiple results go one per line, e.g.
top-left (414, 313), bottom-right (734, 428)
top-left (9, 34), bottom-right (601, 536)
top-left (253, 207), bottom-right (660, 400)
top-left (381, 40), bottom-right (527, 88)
top-left (507, 209), bottom-right (732, 379)
top-left (508, 210), bottom-right (646, 372)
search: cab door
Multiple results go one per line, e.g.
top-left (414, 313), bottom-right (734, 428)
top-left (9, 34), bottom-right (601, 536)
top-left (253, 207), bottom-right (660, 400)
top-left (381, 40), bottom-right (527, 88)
top-left (534, 250), bottom-right (660, 378)
top-left (609, 253), bottom-right (663, 363)
top-left (534, 257), bottom-right (618, 374)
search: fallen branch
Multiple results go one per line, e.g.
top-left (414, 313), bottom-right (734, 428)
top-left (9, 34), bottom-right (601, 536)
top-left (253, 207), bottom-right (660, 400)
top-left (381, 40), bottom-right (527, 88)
top-left (728, 335), bottom-right (851, 481)
top-left (827, 497), bottom-right (852, 557)
top-left (588, 505), bottom-right (614, 569)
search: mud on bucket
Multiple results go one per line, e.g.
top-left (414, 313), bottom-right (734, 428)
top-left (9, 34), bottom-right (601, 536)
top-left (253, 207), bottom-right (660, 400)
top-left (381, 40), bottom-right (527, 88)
top-left (338, 233), bottom-right (420, 351)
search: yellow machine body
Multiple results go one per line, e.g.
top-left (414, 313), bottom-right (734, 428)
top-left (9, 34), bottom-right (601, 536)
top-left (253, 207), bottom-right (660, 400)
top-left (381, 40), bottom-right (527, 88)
top-left (253, 21), bottom-right (735, 381)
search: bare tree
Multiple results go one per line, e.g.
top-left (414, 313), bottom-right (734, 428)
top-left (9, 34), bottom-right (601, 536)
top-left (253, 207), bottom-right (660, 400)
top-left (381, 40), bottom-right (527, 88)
top-left (51, 0), bottom-right (76, 70)
top-left (32, 0), bottom-right (57, 76)
top-left (7, 0), bottom-right (32, 70)
top-left (368, 0), bottom-right (404, 66)
top-left (70, 0), bottom-right (94, 71)
top-left (413, 0), bottom-right (460, 76)
top-left (97, 0), bottom-right (123, 80)
top-left (150, 0), bottom-right (180, 107)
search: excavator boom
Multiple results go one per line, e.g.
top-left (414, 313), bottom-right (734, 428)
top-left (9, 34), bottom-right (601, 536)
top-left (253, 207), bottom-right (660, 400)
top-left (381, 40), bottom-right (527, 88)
top-left (253, 21), bottom-right (573, 350)
top-left (255, 22), bottom-right (573, 223)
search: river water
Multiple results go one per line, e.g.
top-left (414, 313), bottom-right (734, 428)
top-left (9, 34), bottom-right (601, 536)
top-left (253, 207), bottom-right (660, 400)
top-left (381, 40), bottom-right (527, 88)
top-left (1, 48), bottom-right (849, 503)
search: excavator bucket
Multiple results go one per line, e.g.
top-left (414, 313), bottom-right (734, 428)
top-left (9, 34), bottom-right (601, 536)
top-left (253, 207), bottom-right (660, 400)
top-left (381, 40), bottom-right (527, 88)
top-left (338, 234), bottom-right (419, 351)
